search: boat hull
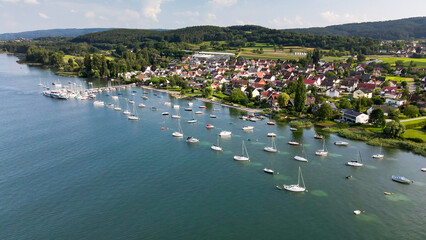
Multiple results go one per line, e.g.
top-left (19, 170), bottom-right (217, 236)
top-left (294, 156), bottom-right (308, 162)
top-left (234, 156), bottom-right (249, 161)
top-left (283, 185), bottom-right (305, 192)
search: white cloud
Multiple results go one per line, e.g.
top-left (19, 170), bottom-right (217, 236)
top-left (268, 16), bottom-right (305, 28)
top-left (0, 0), bottom-right (20, 3)
top-left (208, 13), bottom-right (216, 20)
top-left (38, 12), bottom-right (49, 19)
top-left (85, 11), bottom-right (95, 19)
top-left (124, 9), bottom-right (140, 19)
top-left (98, 16), bottom-right (108, 21)
top-left (209, 0), bottom-right (238, 7)
top-left (24, 0), bottom-right (39, 4)
top-left (175, 11), bottom-right (199, 17)
top-left (70, 9), bottom-right (76, 13)
top-left (142, 0), bottom-right (164, 22)
top-left (320, 11), bottom-right (340, 22)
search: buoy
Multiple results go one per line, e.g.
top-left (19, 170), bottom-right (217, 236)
top-left (248, 138), bottom-right (251, 141)
top-left (354, 210), bottom-right (361, 215)
top-left (161, 127), bottom-right (165, 130)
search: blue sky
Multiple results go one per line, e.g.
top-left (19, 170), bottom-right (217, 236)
top-left (0, 0), bottom-right (425, 33)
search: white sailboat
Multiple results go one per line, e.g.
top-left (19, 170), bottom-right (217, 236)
top-left (234, 141), bottom-right (250, 161)
top-left (211, 136), bottom-right (223, 151)
top-left (372, 144), bottom-right (384, 159)
top-left (294, 144), bottom-right (308, 162)
top-left (219, 131), bottom-right (232, 137)
top-left (264, 137), bottom-right (278, 153)
top-left (187, 111), bottom-right (197, 123)
top-left (283, 167), bottom-right (306, 192)
top-left (347, 151), bottom-right (363, 167)
top-left (128, 103), bottom-right (139, 120)
top-left (315, 138), bottom-right (328, 156)
top-left (171, 108), bottom-right (181, 119)
top-left (172, 119), bottom-right (184, 137)
top-left (242, 125), bottom-right (254, 131)
top-left (113, 98), bottom-right (122, 111)
top-left (267, 133), bottom-right (277, 137)
top-left (123, 100), bottom-right (131, 115)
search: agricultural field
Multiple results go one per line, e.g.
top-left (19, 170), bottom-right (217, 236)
top-left (384, 75), bottom-right (414, 82)
top-left (367, 55), bottom-right (426, 68)
top-left (404, 128), bottom-right (426, 142)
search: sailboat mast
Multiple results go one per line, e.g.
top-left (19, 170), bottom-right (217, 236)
top-left (297, 167), bottom-right (301, 186)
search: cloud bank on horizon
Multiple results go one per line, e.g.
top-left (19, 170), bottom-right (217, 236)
top-left (0, 0), bottom-right (424, 33)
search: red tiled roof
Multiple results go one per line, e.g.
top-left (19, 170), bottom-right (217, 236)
top-left (358, 83), bottom-right (376, 89)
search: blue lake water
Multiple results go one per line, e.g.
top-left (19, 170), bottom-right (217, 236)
top-left (0, 54), bottom-right (425, 239)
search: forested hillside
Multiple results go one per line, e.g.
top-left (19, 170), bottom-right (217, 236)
top-left (285, 17), bottom-right (426, 40)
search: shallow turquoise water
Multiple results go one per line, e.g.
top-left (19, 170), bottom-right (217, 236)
top-left (0, 54), bottom-right (425, 239)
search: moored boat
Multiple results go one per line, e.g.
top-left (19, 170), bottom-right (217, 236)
top-left (242, 125), bottom-right (254, 131)
top-left (283, 167), bottom-right (306, 192)
top-left (314, 134), bottom-right (323, 139)
top-left (162, 112), bottom-right (169, 115)
top-left (392, 175), bottom-right (412, 184)
top-left (234, 141), bottom-right (249, 161)
top-left (267, 133), bottom-right (277, 137)
top-left (186, 136), bottom-right (199, 143)
top-left (219, 131), bottom-right (232, 137)
top-left (288, 141), bottom-right (299, 146)
top-left (290, 127), bottom-right (297, 131)
top-left (267, 121), bottom-right (275, 125)
top-left (335, 141), bottom-right (349, 146)
top-left (206, 124), bottom-right (215, 129)
top-left (264, 168), bottom-right (274, 174)
top-left (195, 111), bottom-right (203, 114)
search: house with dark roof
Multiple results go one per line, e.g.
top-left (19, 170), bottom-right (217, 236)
top-left (367, 105), bottom-right (396, 116)
top-left (341, 109), bottom-right (369, 123)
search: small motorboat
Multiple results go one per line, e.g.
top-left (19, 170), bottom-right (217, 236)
top-left (93, 101), bottom-right (105, 106)
top-left (138, 104), bottom-right (146, 108)
top-left (186, 136), bottom-right (199, 143)
top-left (267, 133), bottom-right (277, 137)
top-left (353, 210), bottom-right (361, 215)
top-left (276, 185), bottom-right (282, 190)
top-left (184, 108), bottom-right (192, 111)
top-left (114, 107), bottom-right (122, 111)
top-left (129, 100), bottom-right (135, 104)
top-left (210, 115), bottom-right (217, 118)
top-left (173, 105), bottom-right (180, 109)
top-left (187, 119), bottom-right (197, 123)
top-left (294, 156), bottom-right (308, 162)
top-left (111, 96), bottom-right (119, 100)
top-left (164, 102), bottom-right (171, 106)
top-left (195, 111), bottom-right (203, 114)
top-left (314, 134), bottom-right (323, 139)
top-left (335, 141), bottom-right (349, 146)
top-left (240, 116), bottom-right (248, 120)
top-left (219, 131), bottom-right (232, 137)
top-left (290, 127), bottom-right (297, 131)
top-left (162, 112), bottom-right (169, 115)
top-left (264, 168), bottom-right (274, 174)
top-left (392, 175), bottom-right (412, 184)
top-left (142, 96), bottom-right (148, 100)
top-left (346, 161), bottom-right (363, 167)
top-left (123, 110), bottom-right (131, 115)
top-left (288, 141), bottom-right (299, 146)
top-left (199, 106), bottom-right (206, 109)
top-left (421, 168), bottom-right (426, 172)
top-left (249, 117), bottom-right (260, 122)
top-left (171, 115), bottom-right (181, 119)
top-left (172, 132), bottom-right (183, 137)
top-left (267, 122), bottom-right (275, 125)
top-left (106, 103), bottom-right (114, 108)
top-left (242, 126), bottom-right (254, 131)
top-left (188, 102), bottom-right (193, 107)
top-left (211, 145), bottom-right (223, 151)
top-left (151, 107), bottom-right (157, 111)
top-left (206, 124), bottom-right (215, 129)
top-left (128, 115), bottom-right (139, 121)
top-left (384, 192), bottom-right (393, 195)
top-left (345, 175), bottom-right (352, 179)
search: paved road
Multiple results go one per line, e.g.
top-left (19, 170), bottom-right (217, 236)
top-left (400, 116), bottom-right (426, 122)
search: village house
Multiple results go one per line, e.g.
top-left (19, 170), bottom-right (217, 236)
top-left (353, 89), bottom-right (373, 99)
top-left (385, 98), bottom-right (406, 107)
top-left (341, 109), bottom-right (369, 124)
top-left (326, 88), bottom-right (340, 98)
top-left (367, 105), bottom-right (396, 116)
top-left (340, 78), bottom-right (358, 92)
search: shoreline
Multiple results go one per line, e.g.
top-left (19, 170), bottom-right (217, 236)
top-left (140, 86), bottom-right (263, 113)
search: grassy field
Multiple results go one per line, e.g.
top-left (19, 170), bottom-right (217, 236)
top-left (63, 54), bottom-right (114, 63)
top-left (384, 75), bottom-right (414, 82)
top-left (367, 55), bottom-right (426, 68)
top-left (404, 128), bottom-right (426, 142)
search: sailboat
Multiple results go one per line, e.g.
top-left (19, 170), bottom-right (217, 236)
top-left (264, 137), bottom-right (278, 153)
top-left (234, 141), bottom-right (250, 161)
top-left (315, 138), bottom-right (328, 156)
top-left (211, 136), bottom-right (223, 151)
top-left (294, 144), bottom-right (308, 162)
top-left (372, 144), bottom-right (384, 159)
top-left (123, 100), bottom-right (131, 115)
top-left (113, 98), bottom-right (122, 111)
top-left (347, 151), bottom-right (363, 167)
top-left (283, 167), bottom-right (306, 192)
top-left (171, 108), bottom-right (181, 119)
top-left (187, 111), bottom-right (197, 123)
top-left (172, 119), bottom-right (184, 137)
top-left (128, 103), bottom-right (139, 120)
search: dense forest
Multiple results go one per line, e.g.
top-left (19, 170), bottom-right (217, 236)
top-left (73, 25), bottom-right (381, 54)
top-left (285, 17), bottom-right (426, 40)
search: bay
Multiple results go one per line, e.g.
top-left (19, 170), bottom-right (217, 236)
top-left (0, 54), bottom-right (425, 239)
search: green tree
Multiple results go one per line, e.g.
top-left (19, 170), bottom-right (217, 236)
top-left (202, 86), bottom-right (213, 98)
top-left (369, 108), bottom-right (386, 127)
top-left (403, 105), bottom-right (419, 118)
top-left (316, 103), bottom-right (333, 121)
top-left (357, 54), bottom-right (366, 62)
top-left (384, 120), bottom-right (406, 138)
top-left (277, 92), bottom-right (290, 108)
top-left (294, 76), bottom-right (306, 113)
top-left (339, 98), bottom-right (352, 109)
top-left (230, 89), bottom-right (249, 106)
